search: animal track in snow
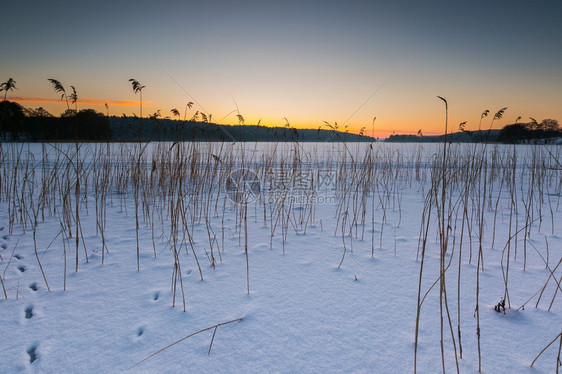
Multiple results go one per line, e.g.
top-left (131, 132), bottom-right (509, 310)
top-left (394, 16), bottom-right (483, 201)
top-left (25, 306), bottom-right (34, 319)
top-left (27, 344), bottom-right (38, 364)
top-left (17, 265), bottom-right (26, 273)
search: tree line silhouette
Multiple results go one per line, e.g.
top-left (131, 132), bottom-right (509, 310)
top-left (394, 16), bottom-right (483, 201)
top-left (497, 118), bottom-right (560, 143)
top-left (0, 100), bottom-right (110, 141)
top-left (1, 77), bottom-right (560, 143)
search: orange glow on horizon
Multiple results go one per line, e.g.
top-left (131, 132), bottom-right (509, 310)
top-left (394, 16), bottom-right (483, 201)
top-left (9, 96), bottom-right (156, 108)
top-left (209, 116), bottom-right (440, 138)
top-left (228, 117), bottom-right (437, 138)
top-left (5, 97), bottom-right (521, 138)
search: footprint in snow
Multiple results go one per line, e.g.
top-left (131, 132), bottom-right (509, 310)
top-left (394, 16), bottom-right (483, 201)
top-left (137, 327), bottom-right (145, 337)
top-left (25, 306), bottom-right (34, 319)
top-left (1, 243), bottom-right (6, 249)
top-left (27, 344), bottom-right (38, 364)
top-left (17, 265), bottom-right (26, 273)
top-left (29, 283), bottom-right (38, 291)
top-left (152, 291), bottom-right (160, 301)
top-left (14, 254), bottom-right (23, 260)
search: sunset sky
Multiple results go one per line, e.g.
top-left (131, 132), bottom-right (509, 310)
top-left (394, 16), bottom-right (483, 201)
top-left (2, 0), bottom-right (561, 137)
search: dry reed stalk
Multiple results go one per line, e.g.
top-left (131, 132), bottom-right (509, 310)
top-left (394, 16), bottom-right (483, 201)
top-left (130, 318), bottom-right (243, 369)
top-left (244, 200), bottom-right (250, 294)
top-left (530, 331), bottom-right (562, 370)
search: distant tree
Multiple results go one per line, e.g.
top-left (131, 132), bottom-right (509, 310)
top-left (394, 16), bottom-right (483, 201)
top-left (0, 78), bottom-right (17, 100)
top-left (47, 78), bottom-right (70, 110)
top-left (0, 100), bottom-right (26, 139)
top-left (498, 123), bottom-right (530, 143)
top-left (531, 119), bottom-right (561, 143)
top-left (498, 118), bottom-right (560, 144)
top-left (27, 107), bottom-right (53, 118)
top-left (73, 109), bottom-right (110, 140)
top-left (129, 79), bottom-right (145, 118)
top-left (23, 105), bottom-right (58, 140)
top-left (22, 106), bottom-right (55, 140)
top-left (539, 118), bottom-right (559, 132)
top-left (75, 108), bottom-right (105, 119)
top-left (61, 109), bottom-right (78, 117)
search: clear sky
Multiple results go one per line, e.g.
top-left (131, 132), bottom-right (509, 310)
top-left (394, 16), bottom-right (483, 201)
top-left (2, 0), bottom-right (561, 137)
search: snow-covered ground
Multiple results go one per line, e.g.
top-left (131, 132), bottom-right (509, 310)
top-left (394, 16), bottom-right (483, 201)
top-left (0, 142), bottom-right (560, 373)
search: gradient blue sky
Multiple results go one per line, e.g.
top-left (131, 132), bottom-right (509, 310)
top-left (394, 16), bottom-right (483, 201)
top-left (3, 0), bottom-right (561, 136)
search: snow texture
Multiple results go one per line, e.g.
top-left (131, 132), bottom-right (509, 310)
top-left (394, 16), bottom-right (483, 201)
top-left (0, 142), bottom-right (560, 373)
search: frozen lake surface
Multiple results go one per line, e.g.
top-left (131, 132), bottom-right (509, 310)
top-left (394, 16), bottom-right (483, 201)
top-left (0, 141), bottom-right (561, 373)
